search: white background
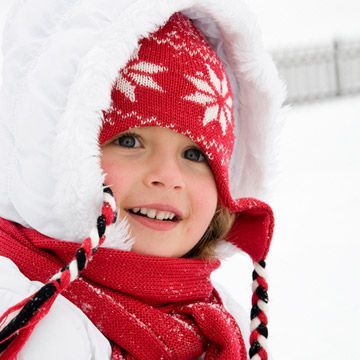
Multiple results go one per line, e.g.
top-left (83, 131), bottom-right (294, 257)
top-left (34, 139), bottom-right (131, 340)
top-left (1, 1), bottom-right (360, 359)
top-left (253, 2), bottom-right (360, 359)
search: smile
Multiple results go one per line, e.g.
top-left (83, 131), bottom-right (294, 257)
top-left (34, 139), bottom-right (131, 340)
top-left (125, 205), bottom-right (182, 231)
top-left (128, 207), bottom-right (177, 221)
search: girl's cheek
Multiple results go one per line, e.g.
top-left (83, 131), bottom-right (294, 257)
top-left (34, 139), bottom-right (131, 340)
top-left (101, 159), bottom-right (127, 200)
top-left (192, 176), bottom-right (218, 214)
top-left (106, 170), bottom-right (126, 191)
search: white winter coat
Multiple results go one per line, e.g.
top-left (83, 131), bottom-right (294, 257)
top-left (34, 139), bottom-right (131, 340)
top-left (0, 0), bottom-right (284, 358)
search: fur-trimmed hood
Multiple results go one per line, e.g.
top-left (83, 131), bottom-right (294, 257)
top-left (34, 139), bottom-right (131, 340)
top-left (0, 0), bottom-right (285, 244)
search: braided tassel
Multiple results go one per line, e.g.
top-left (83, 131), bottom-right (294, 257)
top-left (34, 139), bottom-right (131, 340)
top-left (0, 186), bottom-right (117, 359)
top-left (249, 260), bottom-right (269, 360)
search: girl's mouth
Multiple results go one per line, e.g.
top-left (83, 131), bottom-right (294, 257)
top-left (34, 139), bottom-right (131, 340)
top-left (127, 208), bottom-right (180, 231)
top-left (126, 207), bottom-right (180, 231)
top-left (127, 207), bottom-right (178, 221)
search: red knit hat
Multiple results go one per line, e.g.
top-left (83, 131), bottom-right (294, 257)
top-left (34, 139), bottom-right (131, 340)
top-left (0, 13), bottom-right (271, 360)
top-left (100, 12), bottom-right (235, 210)
top-left (100, 10), bottom-right (272, 263)
top-left (100, 14), bottom-right (271, 359)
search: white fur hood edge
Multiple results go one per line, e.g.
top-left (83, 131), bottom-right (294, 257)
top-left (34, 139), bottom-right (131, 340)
top-left (0, 0), bottom-right (286, 242)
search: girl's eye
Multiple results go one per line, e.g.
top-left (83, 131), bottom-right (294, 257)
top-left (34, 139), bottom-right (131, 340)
top-left (113, 133), bottom-right (141, 148)
top-left (183, 148), bottom-right (206, 162)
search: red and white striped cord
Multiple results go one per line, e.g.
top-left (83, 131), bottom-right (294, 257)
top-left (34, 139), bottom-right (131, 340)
top-left (249, 260), bottom-right (269, 360)
top-left (0, 186), bottom-right (118, 358)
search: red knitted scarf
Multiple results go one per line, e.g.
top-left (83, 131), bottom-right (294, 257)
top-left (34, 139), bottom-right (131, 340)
top-left (0, 218), bottom-right (246, 359)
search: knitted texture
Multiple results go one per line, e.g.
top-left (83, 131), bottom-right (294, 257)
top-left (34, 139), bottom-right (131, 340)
top-left (0, 12), bottom-right (274, 360)
top-left (100, 12), bottom-right (236, 209)
top-left (0, 218), bottom-right (247, 359)
top-left (99, 11), bottom-right (276, 262)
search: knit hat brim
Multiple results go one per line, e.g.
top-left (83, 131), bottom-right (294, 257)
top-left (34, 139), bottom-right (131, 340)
top-left (0, 0), bottom-right (285, 254)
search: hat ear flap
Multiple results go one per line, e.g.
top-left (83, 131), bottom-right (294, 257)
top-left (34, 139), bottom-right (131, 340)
top-left (226, 198), bottom-right (274, 262)
top-left (225, 198), bottom-right (272, 359)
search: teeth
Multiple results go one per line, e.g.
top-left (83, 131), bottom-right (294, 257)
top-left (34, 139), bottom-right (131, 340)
top-left (130, 208), bottom-right (177, 221)
top-left (146, 209), bottom-right (156, 219)
top-left (156, 211), bottom-right (166, 220)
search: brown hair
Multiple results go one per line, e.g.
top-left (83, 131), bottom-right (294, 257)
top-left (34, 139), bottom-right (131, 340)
top-left (183, 207), bottom-right (236, 259)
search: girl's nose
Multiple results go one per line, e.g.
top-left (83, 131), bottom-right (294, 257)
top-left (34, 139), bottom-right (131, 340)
top-left (143, 154), bottom-right (185, 190)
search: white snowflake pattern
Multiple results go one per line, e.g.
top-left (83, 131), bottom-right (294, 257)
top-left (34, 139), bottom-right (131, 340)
top-left (115, 45), bottom-right (168, 102)
top-left (183, 64), bottom-right (233, 135)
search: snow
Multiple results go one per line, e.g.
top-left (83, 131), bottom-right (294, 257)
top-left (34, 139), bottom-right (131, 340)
top-left (1, 1), bottom-right (360, 359)
top-left (213, 94), bottom-right (360, 360)
top-left (270, 96), bottom-right (360, 359)
top-left (251, 0), bottom-right (360, 49)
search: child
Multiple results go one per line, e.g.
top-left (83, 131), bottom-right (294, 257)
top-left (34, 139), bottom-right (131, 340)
top-left (0, 2), bottom-right (285, 359)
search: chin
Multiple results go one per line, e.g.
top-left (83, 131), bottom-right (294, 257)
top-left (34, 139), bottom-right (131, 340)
top-left (131, 244), bottom-right (184, 258)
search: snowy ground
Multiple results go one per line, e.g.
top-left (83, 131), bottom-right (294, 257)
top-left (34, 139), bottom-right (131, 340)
top-left (1, 1), bottom-right (360, 359)
top-left (271, 96), bottom-right (360, 360)
top-left (213, 94), bottom-right (360, 360)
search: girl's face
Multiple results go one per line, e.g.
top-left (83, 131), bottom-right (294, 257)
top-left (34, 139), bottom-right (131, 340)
top-left (101, 126), bottom-right (218, 257)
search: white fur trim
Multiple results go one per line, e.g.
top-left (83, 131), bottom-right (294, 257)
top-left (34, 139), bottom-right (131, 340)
top-left (213, 240), bottom-right (245, 260)
top-left (104, 216), bottom-right (134, 251)
top-left (0, 0), bottom-right (286, 243)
